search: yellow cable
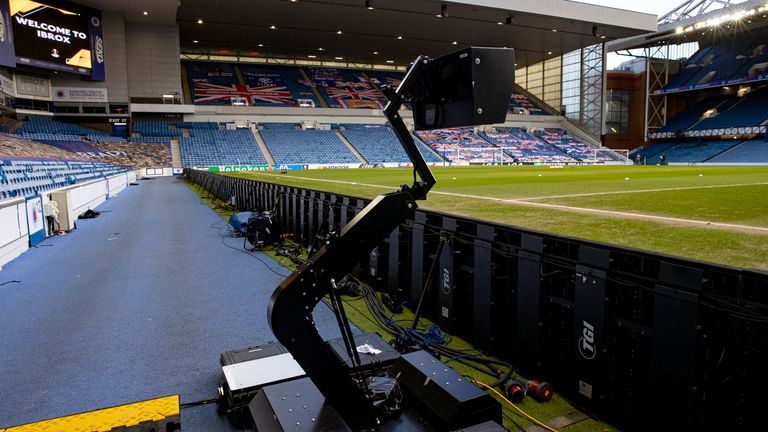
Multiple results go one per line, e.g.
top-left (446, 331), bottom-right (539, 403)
top-left (470, 379), bottom-right (561, 432)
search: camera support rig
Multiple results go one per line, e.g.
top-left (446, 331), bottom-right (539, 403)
top-left (268, 47), bottom-right (515, 430)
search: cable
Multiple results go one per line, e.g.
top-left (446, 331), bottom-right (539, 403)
top-left (218, 237), bottom-right (291, 278)
top-left (1, 280), bottom-right (21, 286)
top-left (180, 397), bottom-right (219, 408)
top-left (470, 379), bottom-right (560, 432)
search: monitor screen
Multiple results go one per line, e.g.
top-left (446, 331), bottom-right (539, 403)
top-left (11, 0), bottom-right (94, 75)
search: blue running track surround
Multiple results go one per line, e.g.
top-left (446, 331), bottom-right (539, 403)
top-left (0, 177), bottom-right (349, 431)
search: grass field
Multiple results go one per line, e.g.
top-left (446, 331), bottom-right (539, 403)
top-left (226, 165), bottom-right (768, 271)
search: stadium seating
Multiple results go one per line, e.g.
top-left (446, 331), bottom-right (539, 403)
top-left (0, 159), bottom-right (128, 200)
top-left (633, 142), bottom-right (677, 163)
top-left (707, 139), bottom-right (768, 163)
top-left (307, 68), bottom-right (386, 109)
top-left (413, 128), bottom-right (511, 164)
top-left (533, 128), bottom-right (623, 162)
top-left (175, 121), bottom-right (219, 130)
top-left (128, 136), bottom-right (170, 144)
top-left (664, 28), bottom-right (768, 91)
top-left (17, 117), bottom-right (109, 136)
top-left (644, 140), bottom-right (740, 164)
top-left (339, 124), bottom-right (443, 164)
top-left (187, 62), bottom-right (242, 106)
top-left (366, 71), bottom-right (404, 90)
top-left (691, 91), bottom-right (768, 130)
top-left (0, 133), bottom-right (91, 160)
top-left (132, 121), bottom-right (180, 137)
top-left (87, 135), bottom-right (128, 143)
top-left (658, 96), bottom-right (730, 133)
top-left (479, 128), bottom-right (576, 164)
top-left (87, 141), bottom-right (172, 169)
top-left (259, 123), bottom-right (359, 164)
top-left (509, 93), bottom-right (548, 115)
top-left (239, 64), bottom-right (321, 107)
top-left (180, 127), bottom-right (267, 167)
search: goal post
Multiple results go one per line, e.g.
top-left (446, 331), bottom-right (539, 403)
top-left (594, 148), bottom-right (631, 164)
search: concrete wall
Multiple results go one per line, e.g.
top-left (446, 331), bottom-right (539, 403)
top-left (125, 23), bottom-right (183, 100)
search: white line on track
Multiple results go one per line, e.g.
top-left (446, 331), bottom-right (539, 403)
top-left (248, 173), bottom-right (768, 234)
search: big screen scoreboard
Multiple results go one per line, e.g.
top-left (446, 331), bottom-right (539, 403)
top-left (0, 0), bottom-right (105, 80)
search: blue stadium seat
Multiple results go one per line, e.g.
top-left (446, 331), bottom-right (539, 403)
top-left (0, 158), bottom-right (128, 200)
top-left (340, 124), bottom-right (443, 164)
top-left (480, 128), bottom-right (576, 164)
top-left (706, 139), bottom-right (768, 163)
top-left (259, 123), bottom-right (359, 164)
top-left (179, 125), bottom-right (267, 167)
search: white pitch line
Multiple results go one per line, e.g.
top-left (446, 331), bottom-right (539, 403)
top-left (504, 200), bottom-right (768, 234)
top-left (520, 181), bottom-right (768, 201)
top-left (245, 173), bottom-right (768, 234)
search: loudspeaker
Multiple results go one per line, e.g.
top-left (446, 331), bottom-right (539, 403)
top-left (412, 47), bottom-right (515, 130)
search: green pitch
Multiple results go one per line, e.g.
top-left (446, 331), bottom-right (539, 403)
top-left (226, 165), bottom-right (768, 271)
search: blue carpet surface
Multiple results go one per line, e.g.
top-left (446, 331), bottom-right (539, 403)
top-left (0, 177), bottom-right (347, 431)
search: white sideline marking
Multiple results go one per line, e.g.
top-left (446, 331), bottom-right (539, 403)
top-left (247, 173), bottom-right (768, 234)
top-left (521, 182), bottom-right (768, 200)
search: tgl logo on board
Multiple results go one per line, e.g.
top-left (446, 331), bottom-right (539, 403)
top-left (441, 267), bottom-right (451, 294)
top-left (578, 320), bottom-right (597, 360)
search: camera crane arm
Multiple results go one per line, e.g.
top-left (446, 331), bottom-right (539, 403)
top-left (267, 57), bottom-right (434, 431)
top-left (268, 47), bottom-right (514, 430)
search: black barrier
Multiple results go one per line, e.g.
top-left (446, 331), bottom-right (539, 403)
top-left (185, 169), bottom-right (768, 431)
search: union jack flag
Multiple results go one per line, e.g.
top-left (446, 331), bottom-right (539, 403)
top-left (193, 81), bottom-right (294, 105)
top-left (434, 130), bottom-right (477, 143)
top-left (325, 85), bottom-right (384, 109)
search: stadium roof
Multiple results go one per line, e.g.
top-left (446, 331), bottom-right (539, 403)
top-left (77, 0), bottom-right (657, 68)
top-left (608, 0), bottom-right (766, 52)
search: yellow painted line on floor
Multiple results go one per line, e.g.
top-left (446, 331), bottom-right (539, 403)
top-left (1, 395), bottom-right (179, 432)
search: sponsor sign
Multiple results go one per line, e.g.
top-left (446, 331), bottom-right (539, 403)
top-left (52, 86), bottom-right (108, 102)
top-left (209, 165), bottom-right (270, 172)
top-left (25, 196), bottom-right (45, 245)
top-left (15, 73), bottom-right (49, 98)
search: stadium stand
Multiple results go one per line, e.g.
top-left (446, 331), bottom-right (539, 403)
top-left (707, 138), bottom-right (768, 163)
top-left (239, 64), bottom-right (321, 107)
top-left (633, 142), bottom-right (678, 163)
top-left (87, 135), bottom-right (128, 143)
top-left (0, 133), bottom-right (91, 160)
top-left (339, 124), bottom-right (443, 164)
top-left (533, 128), bottom-right (624, 162)
top-left (17, 117), bottom-right (109, 136)
top-left (509, 93), bottom-right (548, 115)
top-left (413, 128), bottom-right (513, 164)
top-left (691, 90), bottom-right (768, 130)
top-left (132, 121), bottom-right (180, 137)
top-left (88, 141), bottom-right (172, 169)
top-left (187, 62), bottom-right (243, 105)
top-left (664, 27), bottom-right (768, 92)
top-left (179, 127), bottom-right (266, 167)
top-left (366, 71), bottom-right (404, 90)
top-left (308, 68), bottom-right (386, 109)
top-left (644, 140), bottom-right (740, 164)
top-left (0, 159), bottom-right (128, 200)
top-left (658, 96), bottom-right (729, 133)
top-left (259, 123), bottom-right (359, 164)
top-left (479, 128), bottom-right (577, 164)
